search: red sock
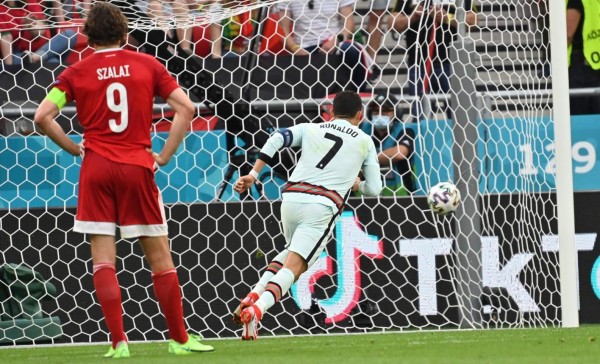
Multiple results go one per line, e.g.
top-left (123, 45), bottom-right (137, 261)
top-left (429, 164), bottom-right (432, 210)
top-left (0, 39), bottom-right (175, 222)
top-left (152, 269), bottom-right (188, 344)
top-left (93, 263), bottom-right (127, 348)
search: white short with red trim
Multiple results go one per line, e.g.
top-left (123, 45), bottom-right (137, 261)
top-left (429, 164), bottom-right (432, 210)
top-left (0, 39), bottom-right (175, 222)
top-left (73, 220), bottom-right (168, 239)
top-left (74, 150), bottom-right (168, 239)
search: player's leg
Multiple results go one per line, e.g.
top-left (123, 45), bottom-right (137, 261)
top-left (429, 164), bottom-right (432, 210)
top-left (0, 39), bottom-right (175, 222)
top-left (74, 150), bottom-right (129, 358)
top-left (91, 234), bottom-right (129, 357)
top-left (139, 235), bottom-right (186, 340)
top-left (240, 202), bottom-right (336, 339)
top-left (250, 250), bottom-right (289, 298)
top-left (232, 249), bottom-right (289, 324)
top-left (117, 164), bottom-right (213, 354)
top-left (233, 199), bottom-right (299, 323)
top-left (139, 236), bottom-right (214, 354)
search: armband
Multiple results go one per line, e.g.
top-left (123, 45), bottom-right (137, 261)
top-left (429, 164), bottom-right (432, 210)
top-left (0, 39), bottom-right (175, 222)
top-left (278, 129), bottom-right (294, 148)
top-left (446, 13), bottom-right (455, 24)
top-left (249, 170), bottom-right (259, 180)
top-left (45, 87), bottom-right (67, 110)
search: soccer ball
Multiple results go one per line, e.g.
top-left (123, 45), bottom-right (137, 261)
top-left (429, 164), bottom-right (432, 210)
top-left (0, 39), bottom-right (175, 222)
top-left (427, 182), bottom-right (461, 215)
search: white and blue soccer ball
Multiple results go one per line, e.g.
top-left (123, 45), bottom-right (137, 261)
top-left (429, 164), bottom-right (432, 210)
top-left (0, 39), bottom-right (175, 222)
top-left (427, 182), bottom-right (461, 215)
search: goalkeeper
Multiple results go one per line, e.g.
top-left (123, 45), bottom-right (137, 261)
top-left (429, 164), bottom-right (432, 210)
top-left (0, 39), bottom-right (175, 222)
top-left (232, 91), bottom-right (383, 340)
top-left (33, 2), bottom-right (213, 358)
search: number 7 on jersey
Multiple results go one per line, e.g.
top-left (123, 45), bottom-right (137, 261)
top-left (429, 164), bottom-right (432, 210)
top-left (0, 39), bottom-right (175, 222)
top-left (316, 132), bottom-right (343, 169)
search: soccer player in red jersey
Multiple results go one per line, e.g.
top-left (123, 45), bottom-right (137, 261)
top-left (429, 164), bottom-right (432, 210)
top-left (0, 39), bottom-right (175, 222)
top-left (33, 2), bottom-right (214, 358)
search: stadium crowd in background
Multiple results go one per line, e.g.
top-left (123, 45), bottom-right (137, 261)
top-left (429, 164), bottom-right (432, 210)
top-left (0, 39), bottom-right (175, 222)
top-left (0, 0), bottom-right (77, 66)
top-left (0, 0), bottom-right (391, 95)
top-left (62, 0), bottom-right (92, 19)
top-left (390, 0), bottom-right (478, 121)
top-left (277, 0), bottom-right (371, 92)
top-left (219, 4), bottom-right (255, 57)
top-left (145, 0), bottom-right (194, 55)
top-left (5, 0), bottom-right (599, 196)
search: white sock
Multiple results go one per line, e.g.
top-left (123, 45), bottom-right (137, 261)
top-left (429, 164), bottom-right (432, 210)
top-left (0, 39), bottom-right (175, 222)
top-left (254, 267), bottom-right (295, 315)
top-left (252, 250), bottom-right (289, 296)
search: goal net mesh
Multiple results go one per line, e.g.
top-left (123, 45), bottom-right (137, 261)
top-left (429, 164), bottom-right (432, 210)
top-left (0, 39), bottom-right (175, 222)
top-left (0, 0), bottom-right (567, 344)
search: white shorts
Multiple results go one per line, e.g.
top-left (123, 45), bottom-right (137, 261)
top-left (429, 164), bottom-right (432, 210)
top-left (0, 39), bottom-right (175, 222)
top-left (280, 201), bottom-right (338, 268)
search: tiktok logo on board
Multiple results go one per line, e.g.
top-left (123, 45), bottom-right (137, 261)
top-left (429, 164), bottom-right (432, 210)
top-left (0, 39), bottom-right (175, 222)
top-left (290, 209), bottom-right (600, 321)
top-left (290, 211), bottom-right (384, 324)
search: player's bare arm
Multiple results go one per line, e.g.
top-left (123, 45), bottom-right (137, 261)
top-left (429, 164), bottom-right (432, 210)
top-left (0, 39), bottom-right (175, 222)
top-left (148, 88), bottom-right (195, 166)
top-left (359, 140), bottom-right (384, 196)
top-left (234, 125), bottom-right (297, 194)
top-left (234, 123), bottom-right (300, 194)
top-left (234, 159), bottom-right (267, 193)
top-left (34, 97), bottom-right (82, 157)
top-left (352, 177), bottom-right (361, 192)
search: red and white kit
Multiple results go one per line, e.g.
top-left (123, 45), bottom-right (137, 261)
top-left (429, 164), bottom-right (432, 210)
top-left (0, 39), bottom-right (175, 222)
top-left (54, 48), bottom-right (179, 238)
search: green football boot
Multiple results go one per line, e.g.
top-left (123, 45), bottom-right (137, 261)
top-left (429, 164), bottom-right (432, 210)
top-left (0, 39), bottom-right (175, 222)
top-left (168, 333), bottom-right (214, 355)
top-left (103, 341), bottom-right (130, 359)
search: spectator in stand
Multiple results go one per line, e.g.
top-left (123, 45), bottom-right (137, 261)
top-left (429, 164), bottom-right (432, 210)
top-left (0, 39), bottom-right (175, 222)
top-left (360, 93), bottom-right (415, 196)
top-left (0, 0), bottom-right (76, 66)
top-left (145, 0), bottom-right (222, 57)
top-left (146, 0), bottom-right (193, 55)
top-left (391, 0), bottom-right (477, 121)
top-left (566, 0), bottom-right (600, 115)
top-left (220, 8), bottom-right (254, 57)
top-left (278, 0), bottom-right (370, 92)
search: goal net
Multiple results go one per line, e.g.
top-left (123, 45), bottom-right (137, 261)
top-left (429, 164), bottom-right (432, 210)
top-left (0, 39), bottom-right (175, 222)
top-left (0, 0), bottom-right (578, 344)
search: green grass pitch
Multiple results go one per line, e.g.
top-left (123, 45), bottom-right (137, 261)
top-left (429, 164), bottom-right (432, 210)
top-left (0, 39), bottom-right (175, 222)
top-left (2, 326), bottom-right (600, 364)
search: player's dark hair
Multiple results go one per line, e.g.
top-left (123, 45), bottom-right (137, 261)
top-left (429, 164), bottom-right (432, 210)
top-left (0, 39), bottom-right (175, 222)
top-left (84, 2), bottom-right (129, 47)
top-left (332, 91), bottom-right (363, 119)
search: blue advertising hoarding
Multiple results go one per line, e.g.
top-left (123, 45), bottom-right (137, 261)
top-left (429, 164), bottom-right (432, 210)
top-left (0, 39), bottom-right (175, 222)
top-left (411, 114), bottom-right (600, 194)
top-left (2, 115), bottom-right (600, 209)
top-left (480, 114), bottom-right (600, 193)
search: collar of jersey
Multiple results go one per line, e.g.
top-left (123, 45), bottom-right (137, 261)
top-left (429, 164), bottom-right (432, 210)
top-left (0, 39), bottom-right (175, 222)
top-left (331, 118), bottom-right (352, 126)
top-left (95, 48), bottom-right (124, 54)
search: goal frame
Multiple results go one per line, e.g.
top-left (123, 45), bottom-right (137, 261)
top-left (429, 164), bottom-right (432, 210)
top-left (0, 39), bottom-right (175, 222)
top-left (548, 0), bottom-right (578, 328)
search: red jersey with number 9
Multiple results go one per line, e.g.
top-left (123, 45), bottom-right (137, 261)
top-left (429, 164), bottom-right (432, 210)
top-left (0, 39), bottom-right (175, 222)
top-left (53, 48), bottom-right (180, 170)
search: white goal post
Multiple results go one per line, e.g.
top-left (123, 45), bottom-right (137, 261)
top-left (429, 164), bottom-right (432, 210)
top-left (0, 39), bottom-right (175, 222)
top-left (548, 0), bottom-right (577, 328)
